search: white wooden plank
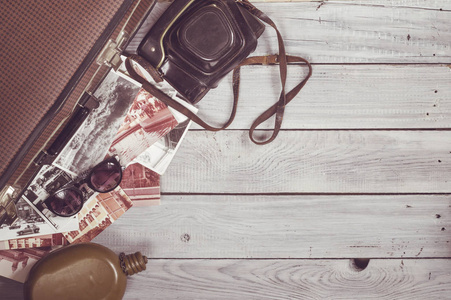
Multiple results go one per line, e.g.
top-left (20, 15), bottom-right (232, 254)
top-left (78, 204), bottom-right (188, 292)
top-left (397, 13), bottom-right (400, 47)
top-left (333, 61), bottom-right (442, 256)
top-left (160, 131), bottom-right (451, 194)
top-left (253, 0), bottom-right (451, 10)
top-left (145, 1), bottom-right (451, 63)
top-left (2, 259), bottom-right (450, 299)
top-left (94, 195), bottom-right (451, 258)
top-left (350, 0), bottom-right (451, 10)
top-left (121, 259), bottom-right (451, 300)
top-left (362, 0), bottom-right (451, 10)
top-left (195, 64), bottom-right (451, 130)
top-left (249, 2), bottom-right (451, 63)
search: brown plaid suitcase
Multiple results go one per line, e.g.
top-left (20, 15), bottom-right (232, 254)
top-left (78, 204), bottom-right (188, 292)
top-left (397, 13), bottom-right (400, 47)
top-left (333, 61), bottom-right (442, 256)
top-left (0, 0), bottom-right (159, 225)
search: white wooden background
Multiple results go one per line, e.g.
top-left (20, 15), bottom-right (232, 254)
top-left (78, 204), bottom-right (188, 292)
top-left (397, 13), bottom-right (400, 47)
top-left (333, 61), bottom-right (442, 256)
top-left (2, 0), bottom-right (451, 299)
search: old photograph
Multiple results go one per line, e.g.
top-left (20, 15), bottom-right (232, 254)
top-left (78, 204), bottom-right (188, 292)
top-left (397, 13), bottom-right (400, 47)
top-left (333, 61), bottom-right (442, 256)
top-left (132, 94), bottom-right (196, 175)
top-left (63, 187), bottom-right (132, 244)
top-left (118, 55), bottom-right (180, 97)
top-left (108, 88), bottom-right (179, 165)
top-left (18, 164), bottom-right (81, 232)
top-left (11, 69), bottom-right (143, 235)
top-left (0, 193), bottom-right (79, 242)
top-left (134, 119), bottom-right (192, 174)
top-left (0, 185), bottom-right (18, 226)
top-left (0, 246), bottom-right (58, 282)
top-left (53, 69), bottom-right (141, 174)
top-left (0, 233), bottom-right (67, 250)
top-left (120, 163), bottom-right (160, 206)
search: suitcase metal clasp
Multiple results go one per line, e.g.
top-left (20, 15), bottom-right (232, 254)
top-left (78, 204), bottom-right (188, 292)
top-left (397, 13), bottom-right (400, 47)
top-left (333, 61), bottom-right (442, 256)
top-left (96, 31), bottom-right (130, 70)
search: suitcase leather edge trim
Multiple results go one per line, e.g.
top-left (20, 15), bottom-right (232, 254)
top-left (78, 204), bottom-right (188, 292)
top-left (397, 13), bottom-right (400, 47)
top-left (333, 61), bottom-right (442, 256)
top-left (0, 0), bottom-right (135, 191)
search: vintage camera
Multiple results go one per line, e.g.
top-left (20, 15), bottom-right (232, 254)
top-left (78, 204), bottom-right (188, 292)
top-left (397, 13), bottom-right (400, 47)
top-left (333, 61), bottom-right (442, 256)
top-left (138, 0), bottom-right (265, 104)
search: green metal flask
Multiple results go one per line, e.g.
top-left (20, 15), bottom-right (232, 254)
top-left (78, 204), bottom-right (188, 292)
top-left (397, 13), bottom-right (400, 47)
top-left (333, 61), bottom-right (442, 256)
top-left (23, 242), bottom-right (148, 300)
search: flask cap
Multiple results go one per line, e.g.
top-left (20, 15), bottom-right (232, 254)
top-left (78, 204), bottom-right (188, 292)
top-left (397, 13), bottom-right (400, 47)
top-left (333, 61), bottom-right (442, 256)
top-left (119, 251), bottom-right (148, 276)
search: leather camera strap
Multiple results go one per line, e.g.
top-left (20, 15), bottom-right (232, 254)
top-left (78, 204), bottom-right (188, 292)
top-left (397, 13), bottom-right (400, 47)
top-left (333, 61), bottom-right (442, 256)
top-left (125, 0), bottom-right (312, 145)
top-left (238, 0), bottom-right (290, 144)
top-left (125, 57), bottom-right (239, 131)
top-left (236, 54), bottom-right (312, 144)
top-left (125, 54), bottom-right (311, 142)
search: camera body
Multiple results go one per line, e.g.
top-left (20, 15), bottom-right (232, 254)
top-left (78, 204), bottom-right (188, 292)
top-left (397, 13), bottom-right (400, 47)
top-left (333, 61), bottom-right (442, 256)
top-left (138, 0), bottom-right (265, 104)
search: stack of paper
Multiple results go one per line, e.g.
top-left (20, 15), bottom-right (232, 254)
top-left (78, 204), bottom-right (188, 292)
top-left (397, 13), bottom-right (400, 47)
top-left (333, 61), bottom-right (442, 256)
top-left (0, 62), bottom-right (195, 282)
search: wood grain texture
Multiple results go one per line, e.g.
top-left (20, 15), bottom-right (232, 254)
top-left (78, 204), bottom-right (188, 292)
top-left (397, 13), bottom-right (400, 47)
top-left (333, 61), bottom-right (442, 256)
top-left (2, 258), bottom-right (450, 300)
top-left (161, 131), bottom-right (451, 194)
top-left (119, 259), bottom-right (451, 300)
top-left (253, 0), bottom-right (451, 10)
top-left (249, 2), bottom-right (451, 63)
top-left (195, 64), bottom-right (451, 130)
top-left (94, 195), bottom-right (451, 258)
top-left (2, 1), bottom-right (451, 299)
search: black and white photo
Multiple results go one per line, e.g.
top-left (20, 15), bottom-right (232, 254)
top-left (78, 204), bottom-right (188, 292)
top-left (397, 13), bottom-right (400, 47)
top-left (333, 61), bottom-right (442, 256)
top-left (53, 70), bottom-right (141, 174)
top-left (0, 192), bottom-right (78, 242)
top-left (133, 119), bottom-right (192, 174)
top-left (108, 88), bottom-right (179, 165)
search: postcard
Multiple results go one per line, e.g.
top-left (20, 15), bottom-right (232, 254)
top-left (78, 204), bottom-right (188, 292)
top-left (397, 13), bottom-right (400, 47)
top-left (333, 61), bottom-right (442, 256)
top-left (2, 186), bottom-right (132, 249)
top-left (53, 71), bottom-right (140, 174)
top-left (0, 184), bottom-right (79, 241)
top-left (120, 163), bottom-right (160, 206)
top-left (119, 57), bottom-right (198, 174)
top-left (133, 118), bottom-right (192, 174)
top-left (63, 186), bottom-right (132, 244)
top-left (0, 186), bottom-right (18, 226)
top-left (53, 70), bottom-right (141, 174)
top-left (0, 234), bottom-right (67, 251)
top-left (132, 100), bottom-right (196, 175)
top-left (6, 164), bottom-right (83, 234)
top-left (108, 88), bottom-right (179, 166)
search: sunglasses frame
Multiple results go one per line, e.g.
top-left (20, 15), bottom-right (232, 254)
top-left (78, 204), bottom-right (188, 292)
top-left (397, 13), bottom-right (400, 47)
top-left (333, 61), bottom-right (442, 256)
top-left (84, 156), bottom-right (123, 193)
top-left (43, 156), bottom-right (123, 217)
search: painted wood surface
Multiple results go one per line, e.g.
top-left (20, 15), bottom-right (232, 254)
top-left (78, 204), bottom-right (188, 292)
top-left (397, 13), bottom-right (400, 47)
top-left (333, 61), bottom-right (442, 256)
top-left (118, 259), bottom-right (451, 300)
top-left (94, 195), bottom-right (451, 258)
top-left (161, 131), bottom-right (451, 193)
top-left (1, 1), bottom-right (451, 299)
top-left (255, 0), bottom-right (451, 10)
top-left (2, 258), bottom-right (450, 299)
top-left (196, 65), bottom-right (451, 130)
top-left (249, 1), bottom-right (451, 63)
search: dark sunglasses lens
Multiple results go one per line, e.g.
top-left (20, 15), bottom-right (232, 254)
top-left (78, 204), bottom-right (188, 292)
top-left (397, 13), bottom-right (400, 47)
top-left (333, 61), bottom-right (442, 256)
top-left (46, 188), bottom-right (83, 217)
top-left (90, 161), bottom-right (122, 192)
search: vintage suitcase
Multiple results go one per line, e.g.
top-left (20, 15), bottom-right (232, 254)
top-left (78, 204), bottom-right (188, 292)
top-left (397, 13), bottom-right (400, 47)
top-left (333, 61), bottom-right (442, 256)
top-left (0, 0), bottom-right (160, 225)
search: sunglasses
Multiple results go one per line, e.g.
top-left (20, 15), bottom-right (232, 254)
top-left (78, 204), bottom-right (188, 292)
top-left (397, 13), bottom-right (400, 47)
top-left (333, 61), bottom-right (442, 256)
top-left (43, 157), bottom-right (123, 217)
